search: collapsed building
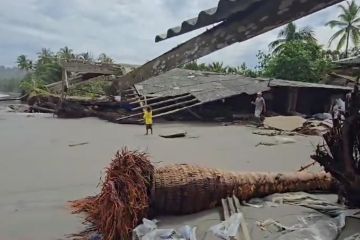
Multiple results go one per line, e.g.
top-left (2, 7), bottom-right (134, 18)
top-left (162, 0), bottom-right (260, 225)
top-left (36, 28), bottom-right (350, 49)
top-left (118, 68), bottom-right (352, 123)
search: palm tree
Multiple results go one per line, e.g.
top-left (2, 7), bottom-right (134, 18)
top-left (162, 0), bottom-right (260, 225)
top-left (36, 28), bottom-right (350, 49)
top-left (37, 48), bottom-right (54, 64)
top-left (326, 0), bottom-right (360, 57)
top-left (58, 46), bottom-right (74, 61)
top-left (77, 52), bottom-right (94, 63)
top-left (16, 55), bottom-right (32, 71)
top-left (98, 53), bottom-right (113, 64)
top-left (208, 62), bottom-right (227, 73)
top-left (269, 22), bottom-right (316, 54)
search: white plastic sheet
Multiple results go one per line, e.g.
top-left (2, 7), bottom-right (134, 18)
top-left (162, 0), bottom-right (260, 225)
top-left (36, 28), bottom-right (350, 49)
top-left (133, 218), bottom-right (197, 240)
top-left (209, 213), bottom-right (243, 240)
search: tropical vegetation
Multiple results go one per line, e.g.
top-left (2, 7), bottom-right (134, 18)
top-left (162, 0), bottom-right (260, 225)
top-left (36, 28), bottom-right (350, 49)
top-left (269, 22), bottom-right (316, 54)
top-left (326, 0), bottom-right (360, 57)
top-left (15, 47), bottom-right (114, 93)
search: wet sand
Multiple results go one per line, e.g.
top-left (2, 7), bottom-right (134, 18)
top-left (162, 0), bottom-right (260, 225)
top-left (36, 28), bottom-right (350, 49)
top-left (0, 106), bottom-right (327, 240)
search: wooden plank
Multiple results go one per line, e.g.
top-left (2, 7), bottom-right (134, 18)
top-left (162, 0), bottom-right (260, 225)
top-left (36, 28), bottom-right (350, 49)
top-left (61, 61), bottom-right (122, 74)
top-left (228, 197), bottom-right (237, 216)
top-left (233, 196), bottom-right (252, 240)
top-left (152, 103), bottom-right (201, 118)
top-left (129, 94), bottom-right (181, 105)
top-left (131, 94), bottom-right (193, 111)
top-left (221, 199), bottom-right (230, 220)
top-left (227, 197), bottom-right (242, 240)
top-left (117, 98), bottom-right (198, 121)
top-left (112, 0), bottom-right (342, 91)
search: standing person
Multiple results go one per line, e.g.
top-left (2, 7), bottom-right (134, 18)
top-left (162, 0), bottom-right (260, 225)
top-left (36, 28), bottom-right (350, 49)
top-left (331, 99), bottom-right (341, 129)
top-left (143, 106), bottom-right (153, 135)
top-left (251, 92), bottom-right (266, 126)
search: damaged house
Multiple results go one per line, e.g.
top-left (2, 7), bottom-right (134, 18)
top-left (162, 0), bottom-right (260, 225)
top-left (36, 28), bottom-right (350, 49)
top-left (118, 68), bottom-right (352, 122)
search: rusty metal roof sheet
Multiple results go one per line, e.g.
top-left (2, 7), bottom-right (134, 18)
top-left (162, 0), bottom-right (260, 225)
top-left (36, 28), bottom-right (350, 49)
top-left (135, 69), bottom-right (351, 104)
top-left (155, 0), bottom-right (262, 42)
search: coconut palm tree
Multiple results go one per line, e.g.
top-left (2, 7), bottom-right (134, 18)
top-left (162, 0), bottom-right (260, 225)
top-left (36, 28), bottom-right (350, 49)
top-left (58, 46), bottom-right (74, 61)
top-left (98, 53), bottom-right (113, 64)
top-left (16, 55), bottom-right (32, 71)
top-left (269, 22), bottom-right (316, 54)
top-left (37, 48), bottom-right (54, 64)
top-left (326, 0), bottom-right (360, 57)
top-left (208, 62), bottom-right (227, 73)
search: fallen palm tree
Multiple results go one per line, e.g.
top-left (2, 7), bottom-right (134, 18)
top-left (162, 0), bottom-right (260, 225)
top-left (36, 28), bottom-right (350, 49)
top-left (70, 148), bottom-right (334, 240)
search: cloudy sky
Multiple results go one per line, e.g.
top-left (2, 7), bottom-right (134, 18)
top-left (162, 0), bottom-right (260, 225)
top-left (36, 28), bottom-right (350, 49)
top-left (0, 0), bottom-right (357, 68)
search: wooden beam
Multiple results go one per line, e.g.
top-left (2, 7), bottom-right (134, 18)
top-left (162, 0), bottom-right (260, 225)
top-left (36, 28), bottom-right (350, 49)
top-left (131, 94), bottom-right (193, 111)
top-left (221, 199), bottom-right (230, 220)
top-left (129, 93), bottom-right (189, 105)
top-left (61, 61), bottom-right (122, 74)
top-left (112, 0), bottom-right (342, 91)
top-left (152, 102), bottom-right (201, 118)
top-left (117, 98), bottom-right (198, 121)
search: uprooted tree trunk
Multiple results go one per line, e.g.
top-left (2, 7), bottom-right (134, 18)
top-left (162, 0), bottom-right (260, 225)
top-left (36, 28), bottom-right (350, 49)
top-left (70, 149), bottom-right (334, 240)
top-left (312, 84), bottom-right (360, 207)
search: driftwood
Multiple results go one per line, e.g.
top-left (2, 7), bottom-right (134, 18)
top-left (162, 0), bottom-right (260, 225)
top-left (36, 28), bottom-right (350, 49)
top-left (311, 84), bottom-right (360, 207)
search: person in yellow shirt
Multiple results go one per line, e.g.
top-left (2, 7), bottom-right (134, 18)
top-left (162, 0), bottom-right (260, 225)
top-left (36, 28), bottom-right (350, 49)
top-left (143, 106), bottom-right (153, 135)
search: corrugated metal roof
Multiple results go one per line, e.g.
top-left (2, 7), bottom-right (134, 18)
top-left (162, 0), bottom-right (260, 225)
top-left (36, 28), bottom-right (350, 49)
top-left (334, 55), bottom-right (360, 65)
top-left (155, 0), bottom-right (262, 42)
top-left (135, 69), bottom-right (351, 104)
top-left (269, 79), bottom-right (352, 90)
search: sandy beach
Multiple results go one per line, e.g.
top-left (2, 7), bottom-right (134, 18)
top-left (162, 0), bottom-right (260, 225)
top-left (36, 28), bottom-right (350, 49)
top-left (0, 103), bottom-right (329, 240)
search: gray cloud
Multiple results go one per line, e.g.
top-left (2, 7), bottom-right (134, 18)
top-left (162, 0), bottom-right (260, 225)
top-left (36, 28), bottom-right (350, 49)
top-left (0, 0), bottom-right (358, 67)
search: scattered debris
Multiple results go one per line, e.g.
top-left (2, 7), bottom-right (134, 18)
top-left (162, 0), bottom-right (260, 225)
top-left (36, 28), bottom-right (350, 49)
top-left (344, 233), bottom-right (360, 240)
top-left (70, 149), bottom-right (334, 239)
top-left (245, 192), bottom-right (346, 217)
top-left (253, 130), bottom-right (295, 137)
top-left (264, 116), bottom-right (306, 132)
top-left (255, 136), bottom-right (296, 147)
top-left (312, 113), bottom-right (332, 120)
top-left (298, 161), bottom-right (317, 172)
top-left (159, 130), bottom-right (187, 138)
top-left (133, 219), bottom-right (197, 240)
top-left (217, 196), bottom-right (251, 240)
top-left (68, 142), bottom-right (89, 147)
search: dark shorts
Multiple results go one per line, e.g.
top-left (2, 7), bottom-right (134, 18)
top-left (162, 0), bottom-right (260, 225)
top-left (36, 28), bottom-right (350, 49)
top-left (146, 124), bottom-right (152, 130)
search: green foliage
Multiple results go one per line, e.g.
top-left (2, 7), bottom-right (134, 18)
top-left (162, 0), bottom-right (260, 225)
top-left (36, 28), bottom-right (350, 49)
top-left (326, 0), bottom-right (360, 56)
top-left (269, 22), bottom-right (316, 54)
top-left (260, 41), bottom-right (332, 82)
top-left (19, 73), bottom-right (48, 92)
top-left (16, 47), bottom-right (116, 94)
top-left (17, 55), bottom-right (32, 71)
top-left (67, 80), bottom-right (111, 98)
top-left (183, 61), bottom-right (258, 77)
top-left (58, 46), bottom-right (75, 61)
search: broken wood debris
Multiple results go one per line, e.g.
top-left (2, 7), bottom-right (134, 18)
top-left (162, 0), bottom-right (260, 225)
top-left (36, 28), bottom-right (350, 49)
top-left (221, 196), bottom-right (251, 240)
top-left (68, 142), bottom-right (89, 147)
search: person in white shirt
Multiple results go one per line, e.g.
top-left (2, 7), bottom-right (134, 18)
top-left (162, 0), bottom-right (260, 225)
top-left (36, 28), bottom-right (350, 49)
top-left (251, 92), bottom-right (266, 125)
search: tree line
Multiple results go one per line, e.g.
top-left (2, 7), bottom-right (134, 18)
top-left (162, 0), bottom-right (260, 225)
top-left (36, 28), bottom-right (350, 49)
top-left (15, 47), bottom-right (114, 92)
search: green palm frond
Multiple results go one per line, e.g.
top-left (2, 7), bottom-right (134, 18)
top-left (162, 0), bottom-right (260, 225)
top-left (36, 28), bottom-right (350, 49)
top-left (326, 20), bottom-right (348, 28)
top-left (328, 29), bottom-right (346, 47)
top-left (337, 33), bottom-right (348, 51)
